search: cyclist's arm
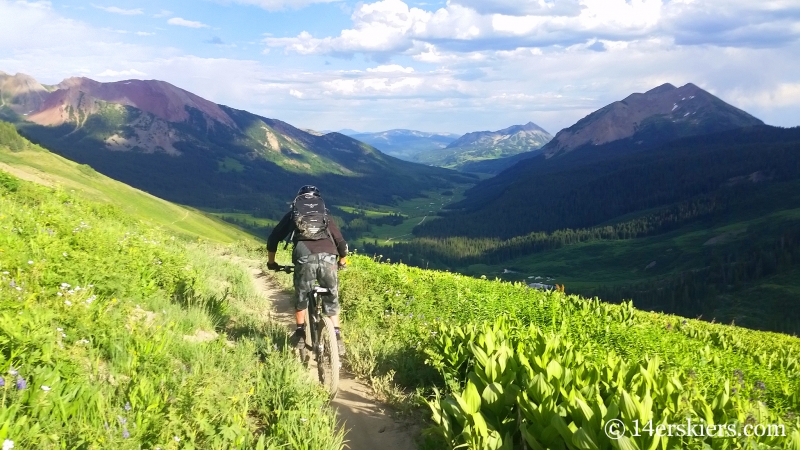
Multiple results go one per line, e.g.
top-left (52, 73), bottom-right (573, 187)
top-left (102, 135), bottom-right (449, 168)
top-left (327, 218), bottom-right (348, 264)
top-left (266, 213), bottom-right (293, 264)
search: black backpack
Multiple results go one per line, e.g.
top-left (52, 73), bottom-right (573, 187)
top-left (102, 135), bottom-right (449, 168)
top-left (291, 193), bottom-right (330, 240)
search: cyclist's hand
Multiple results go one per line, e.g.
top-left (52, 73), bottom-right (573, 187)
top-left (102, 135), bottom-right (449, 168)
top-left (267, 262), bottom-right (280, 271)
top-left (337, 257), bottom-right (347, 270)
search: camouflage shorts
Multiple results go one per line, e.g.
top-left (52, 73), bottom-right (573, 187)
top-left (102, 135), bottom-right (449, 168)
top-left (292, 249), bottom-right (340, 316)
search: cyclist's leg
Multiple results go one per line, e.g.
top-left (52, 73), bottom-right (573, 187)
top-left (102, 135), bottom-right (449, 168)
top-left (316, 253), bottom-right (341, 319)
top-left (291, 244), bottom-right (315, 347)
top-left (316, 254), bottom-right (344, 355)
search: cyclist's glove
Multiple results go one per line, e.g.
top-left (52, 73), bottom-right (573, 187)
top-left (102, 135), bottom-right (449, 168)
top-left (337, 261), bottom-right (347, 270)
top-left (267, 262), bottom-right (280, 271)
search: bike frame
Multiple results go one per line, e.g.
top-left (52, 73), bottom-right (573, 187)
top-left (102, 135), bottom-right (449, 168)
top-left (271, 264), bottom-right (339, 397)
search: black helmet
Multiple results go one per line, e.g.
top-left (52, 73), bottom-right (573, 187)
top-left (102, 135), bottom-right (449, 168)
top-left (297, 185), bottom-right (320, 196)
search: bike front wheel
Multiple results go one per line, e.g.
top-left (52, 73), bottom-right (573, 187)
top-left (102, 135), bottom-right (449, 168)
top-left (315, 315), bottom-right (340, 398)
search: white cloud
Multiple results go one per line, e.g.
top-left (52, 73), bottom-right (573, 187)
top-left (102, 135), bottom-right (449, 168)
top-left (167, 17), bottom-right (209, 28)
top-left (289, 89), bottom-right (305, 98)
top-left (96, 69), bottom-right (148, 77)
top-left (366, 64), bottom-right (414, 73)
top-left (153, 9), bottom-right (172, 18)
top-left (222, 0), bottom-right (341, 11)
top-left (136, 31), bottom-right (156, 36)
top-left (92, 5), bottom-right (143, 15)
top-left (266, 0), bottom-right (800, 59)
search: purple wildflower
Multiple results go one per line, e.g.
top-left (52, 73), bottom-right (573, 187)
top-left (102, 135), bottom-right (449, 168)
top-left (755, 381), bottom-right (766, 391)
top-left (122, 429), bottom-right (130, 439)
top-left (0, 376), bottom-right (4, 387)
top-left (124, 402), bottom-right (131, 411)
top-left (16, 377), bottom-right (26, 390)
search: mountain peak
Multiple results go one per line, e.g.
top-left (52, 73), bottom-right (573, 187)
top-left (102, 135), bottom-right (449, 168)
top-left (30, 76), bottom-right (237, 129)
top-left (544, 82), bottom-right (763, 157)
top-left (0, 71), bottom-right (49, 115)
top-left (645, 83), bottom-right (677, 94)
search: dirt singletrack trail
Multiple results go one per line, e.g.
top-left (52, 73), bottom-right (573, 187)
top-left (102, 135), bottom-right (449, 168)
top-left (248, 266), bottom-right (418, 450)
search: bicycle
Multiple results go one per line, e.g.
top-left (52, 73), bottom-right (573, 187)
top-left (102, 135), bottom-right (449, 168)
top-left (270, 264), bottom-right (340, 398)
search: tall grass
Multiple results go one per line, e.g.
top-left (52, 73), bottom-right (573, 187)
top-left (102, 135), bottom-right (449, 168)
top-left (0, 170), bottom-right (343, 449)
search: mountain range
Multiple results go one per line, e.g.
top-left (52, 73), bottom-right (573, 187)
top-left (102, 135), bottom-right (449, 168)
top-left (414, 122), bottom-right (553, 170)
top-left (418, 83), bottom-right (767, 238)
top-left (460, 83), bottom-right (764, 175)
top-left (0, 71), bottom-right (473, 217)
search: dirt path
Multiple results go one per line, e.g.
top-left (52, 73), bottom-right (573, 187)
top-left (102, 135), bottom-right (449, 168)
top-left (248, 266), bottom-right (418, 450)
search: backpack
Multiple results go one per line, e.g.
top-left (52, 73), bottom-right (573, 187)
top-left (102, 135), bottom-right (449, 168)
top-left (291, 193), bottom-right (330, 241)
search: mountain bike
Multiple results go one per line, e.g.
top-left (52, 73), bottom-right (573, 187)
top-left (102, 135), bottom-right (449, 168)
top-left (270, 264), bottom-right (340, 398)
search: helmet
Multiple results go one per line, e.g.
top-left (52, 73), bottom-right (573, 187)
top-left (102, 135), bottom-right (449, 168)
top-left (297, 185), bottom-right (320, 197)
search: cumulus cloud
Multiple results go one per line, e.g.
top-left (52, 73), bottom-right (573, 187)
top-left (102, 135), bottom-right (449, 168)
top-left (266, 0), bottom-right (800, 58)
top-left (167, 17), bottom-right (209, 28)
top-left (92, 4), bottom-right (144, 15)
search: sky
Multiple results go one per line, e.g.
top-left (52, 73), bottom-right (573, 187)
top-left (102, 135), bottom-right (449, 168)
top-left (1, 0), bottom-right (799, 135)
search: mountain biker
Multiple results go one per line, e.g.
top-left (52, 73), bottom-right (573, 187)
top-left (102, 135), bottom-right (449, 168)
top-left (266, 185), bottom-right (348, 356)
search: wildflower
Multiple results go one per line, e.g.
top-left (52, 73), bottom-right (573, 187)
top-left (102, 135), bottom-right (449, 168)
top-left (300, 418), bottom-right (308, 423)
top-left (9, 280), bottom-right (15, 288)
top-left (16, 378), bottom-right (26, 390)
top-left (682, 320), bottom-right (687, 325)
top-left (122, 429), bottom-right (130, 439)
top-left (57, 327), bottom-right (63, 331)
top-left (41, 385), bottom-right (51, 392)
top-left (2, 439), bottom-right (14, 450)
top-left (77, 339), bottom-right (90, 344)
top-left (64, 300), bottom-right (72, 306)
top-left (86, 295), bottom-right (96, 304)
top-left (1, 271), bottom-right (7, 274)
top-left (61, 283), bottom-right (70, 288)
top-left (0, 376), bottom-right (4, 387)
top-left (124, 402), bottom-right (131, 411)
top-left (57, 292), bottom-right (63, 296)
top-left (755, 381), bottom-right (766, 391)
top-left (8, 368), bottom-right (18, 376)
top-left (118, 416), bottom-right (127, 425)
top-left (62, 253), bottom-right (67, 257)
top-left (27, 261), bottom-right (32, 265)
top-left (174, 436), bottom-right (180, 442)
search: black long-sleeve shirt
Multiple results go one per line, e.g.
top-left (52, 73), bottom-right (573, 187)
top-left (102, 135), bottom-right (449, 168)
top-left (266, 211), bottom-right (348, 257)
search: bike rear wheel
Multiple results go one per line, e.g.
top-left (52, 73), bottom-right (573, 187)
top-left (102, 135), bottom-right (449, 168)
top-left (315, 315), bottom-right (340, 398)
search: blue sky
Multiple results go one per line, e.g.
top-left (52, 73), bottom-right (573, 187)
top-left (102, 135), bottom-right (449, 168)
top-left (1, 0), bottom-right (799, 135)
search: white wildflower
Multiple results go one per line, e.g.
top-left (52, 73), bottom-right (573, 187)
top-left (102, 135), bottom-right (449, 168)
top-left (174, 436), bottom-right (180, 442)
top-left (41, 385), bottom-right (51, 391)
top-left (27, 261), bottom-right (33, 265)
top-left (64, 300), bottom-right (72, 306)
top-left (2, 439), bottom-right (14, 450)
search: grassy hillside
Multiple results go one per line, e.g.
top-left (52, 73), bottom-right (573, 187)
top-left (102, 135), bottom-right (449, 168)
top-left (0, 170), bottom-right (342, 449)
top-left (309, 254), bottom-right (800, 449)
top-left (0, 122), bottom-right (254, 244)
